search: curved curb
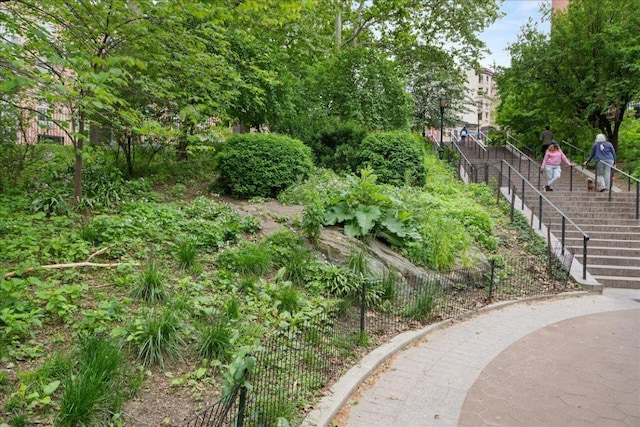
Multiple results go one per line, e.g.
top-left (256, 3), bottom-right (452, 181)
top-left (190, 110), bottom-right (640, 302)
top-left (300, 291), bottom-right (589, 427)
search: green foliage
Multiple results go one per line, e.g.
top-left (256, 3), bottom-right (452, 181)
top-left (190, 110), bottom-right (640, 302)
top-left (618, 118), bottom-right (640, 178)
top-left (214, 133), bottom-right (314, 198)
top-left (176, 239), bottom-right (198, 270)
top-left (305, 264), bottom-right (359, 299)
top-left (30, 187), bottom-right (72, 217)
top-left (197, 319), bottom-right (235, 363)
top-left (402, 284), bottom-right (437, 322)
top-left (305, 120), bottom-right (367, 172)
top-left (130, 260), bottom-right (168, 304)
top-left (497, 0), bottom-right (640, 150)
top-left (57, 335), bottom-right (133, 427)
top-left (0, 277), bottom-right (45, 357)
top-left (323, 167), bottom-right (421, 247)
top-left (349, 131), bottom-right (426, 187)
top-left (272, 284), bottom-right (302, 314)
top-left (215, 241), bottom-right (274, 276)
top-left (126, 308), bottom-right (185, 368)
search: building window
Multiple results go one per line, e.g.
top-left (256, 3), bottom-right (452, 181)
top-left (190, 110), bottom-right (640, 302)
top-left (478, 75), bottom-right (483, 83)
top-left (37, 134), bottom-right (64, 144)
top-left (37, 106), bottom-right (50, 124)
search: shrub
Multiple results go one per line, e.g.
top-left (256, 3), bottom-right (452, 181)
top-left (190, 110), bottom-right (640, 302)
top-left (306, 120), bottom-right (367, 172)
top-left (213, 133), bottom-right (313, 198)
top-left (350, 131), bottom-right (426, 186)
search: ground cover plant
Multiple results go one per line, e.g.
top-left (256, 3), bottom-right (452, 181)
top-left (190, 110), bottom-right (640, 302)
top-left (0, 142), bottom-right (570, 426)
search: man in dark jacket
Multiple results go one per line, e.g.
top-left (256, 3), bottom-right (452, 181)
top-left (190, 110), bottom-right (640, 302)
top-left (540, 126), bottom-right (554, 157)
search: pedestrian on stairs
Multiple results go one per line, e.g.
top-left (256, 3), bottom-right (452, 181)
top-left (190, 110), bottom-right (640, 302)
top-left (540, 141), bottom-right (575, 191)
top-left (583, 133), bottom-right (616, 192)
top-left (540, 126), bottom-right (554, 157)
top-left (460, 126), bottom-right (468, 145)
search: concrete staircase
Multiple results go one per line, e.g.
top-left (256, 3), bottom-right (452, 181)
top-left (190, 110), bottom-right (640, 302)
top-left (455, 142), bottom-right (640, 289)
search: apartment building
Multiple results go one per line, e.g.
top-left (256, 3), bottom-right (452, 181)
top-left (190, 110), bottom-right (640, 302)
top-left (0, 12), bottom-right (73, 145)
top-left (456, 67), bottom-right (498, 139)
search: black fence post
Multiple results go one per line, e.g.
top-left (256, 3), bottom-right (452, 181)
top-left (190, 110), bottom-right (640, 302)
top-left (236, 385), bottom-right (248, 427)
top-left (360, 280), bottom-right (366, 335)
top-left (488, 259), bottom-right (495, 302)
top-left (510, 186), bottom-right (516, 222)
top-left (538, 195), bottom-right (542, 230)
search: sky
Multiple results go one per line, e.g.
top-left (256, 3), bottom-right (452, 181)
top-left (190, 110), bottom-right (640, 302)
top-left (479, 0), bottom-right (551, 69)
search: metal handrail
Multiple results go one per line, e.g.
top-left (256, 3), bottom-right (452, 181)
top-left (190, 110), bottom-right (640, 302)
top-left (501, 160), bottom-right (591, 280)
top-left (506, 134), bottom-right (536, 159)
top-left (592, 161), bottom-right (640, 219)
top-left (560, 139), bottom-right (587, 163)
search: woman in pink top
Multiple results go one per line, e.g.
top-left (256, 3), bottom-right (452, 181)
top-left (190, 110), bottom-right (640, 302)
top-left (540, 141), bottom-right (575, 191)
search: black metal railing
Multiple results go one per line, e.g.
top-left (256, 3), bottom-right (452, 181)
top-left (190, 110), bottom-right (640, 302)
top-left (182, 252), bottom-right (574, 427)
top-left (592, 162), bottom-right (640, 219)
top-left (499, 160), bottom-right (590, 280)
top-left (561, 139), bottom-right (587, 164)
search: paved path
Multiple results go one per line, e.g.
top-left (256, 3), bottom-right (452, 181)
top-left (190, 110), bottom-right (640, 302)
top-left (302, 289), bottom-right (640, 427)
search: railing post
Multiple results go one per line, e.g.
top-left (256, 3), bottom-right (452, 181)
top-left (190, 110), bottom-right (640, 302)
top-left (360, 280), bottom-right (366, 334)
top-left (569, 166), bottom-right (573, 192)
top-left (484, 163), bottom-right (489, 184)
top-left (561, 217), bottom-right (566, 255)
top-left (488, 259), bottom-right (495, 302)
top-left (521, 178), bottom-right (525, 210)
top-left (510, 186), bottom-right (516, 221)
top-left (582, 237), bottom-right (589, 280)
top-left (237, 384), bottom-right (248, 427)
top-left (538, 195), bottom-right (543, 230)
top-left (636, 183), bottom-right (639, 220)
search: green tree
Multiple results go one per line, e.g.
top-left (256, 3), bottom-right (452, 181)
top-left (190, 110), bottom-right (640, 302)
top-left (497, 0), bottom-right (640, 151)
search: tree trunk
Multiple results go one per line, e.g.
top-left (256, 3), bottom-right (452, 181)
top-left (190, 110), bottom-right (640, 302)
top-left (74, 111), bottom-right (85, 204)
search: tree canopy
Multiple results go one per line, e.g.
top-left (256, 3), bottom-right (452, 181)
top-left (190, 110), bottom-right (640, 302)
top-left (1, 0), bottom-right (503, 199)
top-left (496, 0), bottom-right (640, 151)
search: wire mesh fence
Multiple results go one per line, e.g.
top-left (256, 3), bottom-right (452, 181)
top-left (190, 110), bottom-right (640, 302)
top-left (182, 252), bottom-right (575, 427)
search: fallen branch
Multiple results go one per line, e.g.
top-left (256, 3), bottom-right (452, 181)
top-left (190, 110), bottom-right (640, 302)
top-left (3, 260), bottom-right (139, 280)
top-left (2, 244), bottom-right (141, 280)
top-left (86, 245), bottom-right (111, 262)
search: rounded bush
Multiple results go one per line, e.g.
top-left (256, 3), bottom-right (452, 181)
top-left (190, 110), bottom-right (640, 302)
top-left (307, 120), bottom-right (367, 172)
top-left (214, 133), bottom-right (313, 198)
top-left (351, 131), bottom-right (426, 187)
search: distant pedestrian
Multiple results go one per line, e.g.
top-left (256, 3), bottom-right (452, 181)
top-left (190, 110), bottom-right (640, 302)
top-left (540, 126), bottom-right (554, 157)
top-left (583, 133), bottom-right (616, 192)
top-left (540, 141), bottom-right (574, 191)
top-left (460, 126), bottom-right (468, 145)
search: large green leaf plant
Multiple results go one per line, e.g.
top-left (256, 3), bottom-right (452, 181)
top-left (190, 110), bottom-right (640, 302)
top-left (323, 167), bottom-right (420, 247)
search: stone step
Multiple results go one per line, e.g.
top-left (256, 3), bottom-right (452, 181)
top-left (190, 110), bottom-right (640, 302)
top-left (545, 211), bottom-right (639, 220)
top-left (548, 223), bottom-right (640, 231)
top-left (467, 149), bottom-right (640, 290)
top-left (590, 275), bottom-right (640, 289)
top-left (564, 238), bottom-right (640, 248)
top-left (578, 254), bottom-right (640, 267)
top-left (580, 264), bottom-right (640, 278)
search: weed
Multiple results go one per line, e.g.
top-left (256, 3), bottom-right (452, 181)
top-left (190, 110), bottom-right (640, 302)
top-left (282, 246), bottom-right (312, 286)
top-left (130, 260), bottom-right (168, 304)
top-left (171, 183), bottom-right (187, 199)
top-left (177, 239), bottom-right (198, 270)
top-left (276, 285), bottom-right (301, 313)
top-left (57, 335), bottom-right (130, 426)
top-left (197, 320), bottom-right (235, 362)
top-left (402, 284), bottom-right (437, 322)
top-left (224, 296), bottom-right (241, 320)
top-left (215, 241), bottom-right (273, 276)
top-left (126, 308), bottom-right (185, 368)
